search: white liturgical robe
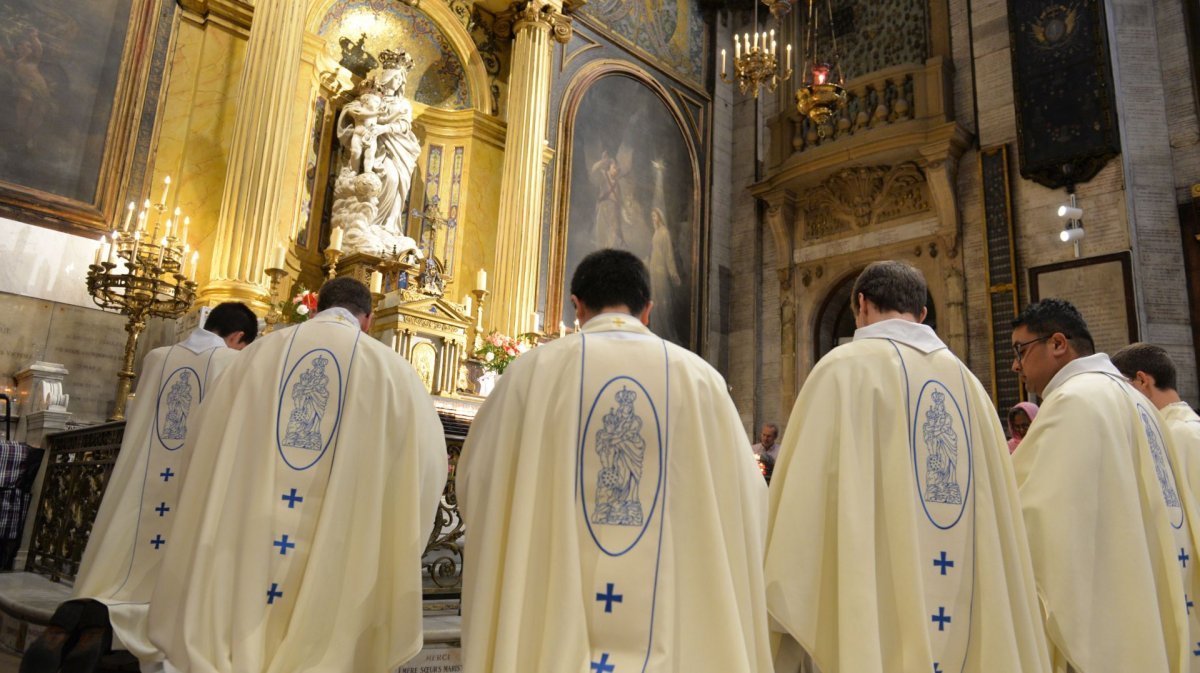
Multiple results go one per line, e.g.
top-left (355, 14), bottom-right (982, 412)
top-left (148, 308), bottom-right (448, 673)
top-left (458, 313), bottom-right (773, 673)
top-left (74, 328), bottom-right (237, 666)
top-left (1163, 402), bottom-right (1200, 502)
top-left (765, 319), bottom-right (1051, 673)
top-left (1012, 355), bottom-right (1197, 673)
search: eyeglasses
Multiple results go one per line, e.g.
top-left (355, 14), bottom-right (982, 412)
top-left (1012, 335), bottom-right (1051, 361)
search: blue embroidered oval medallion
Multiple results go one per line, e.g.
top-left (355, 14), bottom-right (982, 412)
top-left (579, 376), bottom-right (663, 556)
top-left (156, 366), bottom-right (201, 451)
top-left (1139, 403), bottom-right (1184, 529)
top-left (911, 380), bottom-right (972, 530)
top-left (276, 349), bottom-right (343, 471)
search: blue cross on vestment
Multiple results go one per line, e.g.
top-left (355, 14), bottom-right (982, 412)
top-left (160, 467), bottom-right (175, 482)
top-left (155, 502), bottom-right (170, 517)
top-left (150, 534), bottom-right (165, 550)
top-left (1181, 548), bottom-right (1191, 568)
top-left (934, 664), bottom-right (943, 673)
top-left (282, 488), bottom-right (304, 508)
top-left (596, 583), bottom-right (623, 613)
top-left (933, 551), bottom-right (954, 576)
top-left (274, 535), bottom-right (296, 556)
top-left (266, 583), bottom-right (283, 605)
top-left (1193, 642), bottom-right (1200, 657)
top-left (591, 653), bottom-right (615, 673)
top-left (931, 607), bottom-right (951, 631)
top-left (1189, 594), bottom-right (1195, 615)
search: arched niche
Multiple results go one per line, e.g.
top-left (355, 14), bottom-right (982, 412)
top-left (813, 268), bottom-right (938, 363)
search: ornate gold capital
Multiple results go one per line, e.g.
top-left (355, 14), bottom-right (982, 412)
top-left (496, 1), bottom-right (573, 43)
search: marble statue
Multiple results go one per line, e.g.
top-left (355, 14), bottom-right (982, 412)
top-left (332, 48), bottom-right (423, 259)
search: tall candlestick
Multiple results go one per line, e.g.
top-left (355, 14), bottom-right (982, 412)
top-left (369, 270), bottom-right (383, 294)
top-left (123, 201), bottom-right (135, 232)
top-left (160, 175), bottom-right (171, 204)
top-left (476, 268), bottom-right (487, 292)
top-left (463, 295), bottom-right (473, 317)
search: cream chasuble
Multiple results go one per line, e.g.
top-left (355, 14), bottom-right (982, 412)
top-left (1012, 355), bottom-right (1194, 673)
top-left (765, 319), bottom-right (1050, 673)
top-left (1163, 402), bottom-right (1200, 502)
top-left (459, 313), bottom-right (772, 673)
top-left (74, 328), bottom-right (237, 666)
top-left (148, 308), bottom-right (448, 673)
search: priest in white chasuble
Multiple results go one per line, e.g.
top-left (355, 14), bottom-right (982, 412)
top-left (1011, 300), bottom-right (1195, 673)
top-left (21, 302), bottom-right (257, 673)
top-left (147, 277), bottom-right (448, 673)
top-left (764, 261), bottom-right (1050, 673)
top-left (458, 249), bottom-right (772, 673)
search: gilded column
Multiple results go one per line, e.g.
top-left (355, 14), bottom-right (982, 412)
top-left (197, 1), bottom-right (306, 310)
top-left (490, 1), bottom-right (571, 336)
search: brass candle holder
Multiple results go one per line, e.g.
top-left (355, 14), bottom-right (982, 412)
top-left (324, 248), bottom-right (343, 280)
top-left (262, 266), bottom-right (288, 334)
top-left (469, 288), bottom-right (489, 352)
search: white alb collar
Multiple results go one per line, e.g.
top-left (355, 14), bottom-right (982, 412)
top-left (313, 306), bottom-right (362, 327)
top-left (1041, 353), bottom-right (1122, 398)
top-left (853, 318), bottom-right (946, 354)
top-left (179, 328), bottom-right (227, 354)
top-left (581, 312), bottom-right (652, 336)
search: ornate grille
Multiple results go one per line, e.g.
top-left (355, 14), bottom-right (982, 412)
top-left (423, 407), bottom-right (472, 597)
top-left (26, 422), bottom-right (125, 583)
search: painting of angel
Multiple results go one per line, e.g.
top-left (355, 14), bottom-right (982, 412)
top-left (563, 73), bottom-right (697, 347)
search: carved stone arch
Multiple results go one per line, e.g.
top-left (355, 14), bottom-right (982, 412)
top-left (304, 0), bottom-right (493, 115)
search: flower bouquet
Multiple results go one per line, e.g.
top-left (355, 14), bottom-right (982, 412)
top-left (279, 286), bottom-right (318, 324)
top-left (475, 331), bottom-right (537, 374)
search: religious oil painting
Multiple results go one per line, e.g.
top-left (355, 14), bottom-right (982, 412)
top-left (562, 73), bottom-right (698, 348)
top-left (579, 0), bottom-right (706, 85)
top-left (0, 0), bottom-right (133, 205)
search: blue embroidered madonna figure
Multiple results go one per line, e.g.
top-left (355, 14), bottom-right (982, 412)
top-left (593, 386), bottom-right (646, 525)
top-left (1141, 409), bottom-right (1181, 507)
top-left (923, 389), bottom-right (963, 504)
top-left (163, 372), bottom-right (193, 440)
top-left (284, 355), bottom-right (331, 451)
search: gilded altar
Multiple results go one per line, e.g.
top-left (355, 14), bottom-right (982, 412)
top-left (371, 288), bottom-right (474, 397)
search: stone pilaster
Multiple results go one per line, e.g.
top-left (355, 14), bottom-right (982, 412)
top-left (490, 1), bottom-right (571, 336)
top-left (763, 192), bottom-right (796, 410)
top-left (197, 1), bottom-right (305, 310)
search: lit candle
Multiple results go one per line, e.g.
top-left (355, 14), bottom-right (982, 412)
top-left (271, 243), bottom-right (286, 270)
top-left (787, 44), bottom-right (792, 71)
top-left (181, 217), bottom-right (189, 248)
top-left (476, 268), bottom-right (487, 292)
top-left (157, 237), bottom-right (167, 267)
top-left (328, 226), bottom-right (344, 252)
top-left (530, 311), bottom-right (541, 333)
top-left (137, 208), bottom-right (148, 232)
top-left (123, 201), bottom-right (135, 232)
top-left (754, 31), bottom-right (759, 50)
top-left (772, 39), bottom-right (777, 55)
top-left (744, 32), bottom-right (750, 52)
top-left (463, 295), bottom-right (473, 316)
top-left (164, 218), bottom-right (173, 240)
top-left (734, 34), bottom-right (741, 59)
top-left (94, 235), bottom-right (107, 265)
top-left (108, 233), bottom-right (119, 264)
top-left (369, 270), bottom-right (383, 294)
top-left (559, 321), bottom-right (566, 338)
top-left (174, 206), bottom-right (181, 219)
top-left (161, 175), bottom-right (171, 204)
top-left (190, 251), bottom-right (199, 281)
top-left (131, 234), bottom-right (140, 262)
top-left (721, 49), bottom-right (727, 78)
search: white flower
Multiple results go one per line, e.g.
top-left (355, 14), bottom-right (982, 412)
top-left (296, 305), bottom-right (309, 316)
top-left (485, 351), bottom-right (495, 362)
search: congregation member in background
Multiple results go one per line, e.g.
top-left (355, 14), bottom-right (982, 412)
top-left (765, 261), bottom-right (1050, 673)
top-left (1007, 401), bottom-right (1038, 453)
top-left (1012, 300), bottom-right (1199, 673)
top-left (22, 302), bottom-right (257, 673)
top-left (459, 249), bottom-right (772, 673)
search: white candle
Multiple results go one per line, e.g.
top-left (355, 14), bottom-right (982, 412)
top-left (787, 44), bottom-right (792, 70)
top-left (559, 321), bottom-right (566, 337)
top-left (530, 311), bottom-right (541, 333)
top-left (721, 49), bottom-right (727, 77)
top-left (328, 226), bottom-right (344, 252)
top-left (181, 217), bottom-right (189, 248)
top-left (137, 208), bottom-right (147, 232)
top-left (744, 32), bottom-right (750, 51)
top-left (164, 218), bottom-right (173, 239)
top-left (157, 238), bottom-right (167, 267)
top-left (271, 244), bottom-right (286, 270)
top-left (108, 233), bottom-right (119, 264)
top-left (94, 236), bottom-right (106, 265)
top-left (463, 295), bottom-right (473, 316)
top-left (123, 201), bottom-right (135, 232)
top-left (476, 268), bottom-right (487, 292)
top-left (190, 251), bottom-right (199, 280)
top-left (735, 34), bottom-right (741, 59)
top-left (369, 270), bottom-right (383, 294)
top-left (161, 175), bottom-right (171, 204)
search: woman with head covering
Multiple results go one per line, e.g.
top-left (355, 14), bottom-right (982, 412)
top-left (1007, 401), bottom-right (1038, 453)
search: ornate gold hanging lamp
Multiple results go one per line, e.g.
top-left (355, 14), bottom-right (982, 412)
top-left (795, 0), bottom-right (847, 129)
top-left (719, 0), bottom-right (793, 97)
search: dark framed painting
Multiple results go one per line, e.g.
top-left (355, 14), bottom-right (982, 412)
top-left (550, 65), bottom-right (701, 349)
top-left (0, 0), bottom-right (161, 234)
top-left (1029, 251), bottom-right (1138, 356)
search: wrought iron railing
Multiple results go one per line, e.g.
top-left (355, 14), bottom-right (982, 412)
top-left (423, 408), bottom-right (470, 597)
top-left (26, 422), bottom-right (125, 582)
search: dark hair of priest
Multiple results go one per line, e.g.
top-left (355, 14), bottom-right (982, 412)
top-left (1111, 342), bottom-right (1178, 391)
top-left (850, 260), bottom-right (927, 316)
top-left (1012, 298), bottom-right (1096, 356)
top-left (204, 302), bottom-right (259, 344)
top-left (317, 276), bottom-right (373, 317)
top-left (570, 248), bottom-right (651, 314)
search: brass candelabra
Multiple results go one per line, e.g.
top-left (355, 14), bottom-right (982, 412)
top-left (87, 177), bottom-right (198, 421)
top-left (263, 266), bottom-right (288, 334)
top-left (469, 288), bottom-right (489, 352)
